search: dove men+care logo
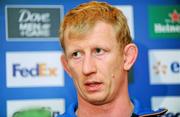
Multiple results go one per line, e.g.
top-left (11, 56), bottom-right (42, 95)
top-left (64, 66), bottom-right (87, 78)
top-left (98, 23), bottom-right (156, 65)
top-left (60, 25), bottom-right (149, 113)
top-left (149, 6), bottom-right (180, 38)
top-left (6, 51), bottom-right (64, 87)
top-left (5, 5), bottom-right (63, 41)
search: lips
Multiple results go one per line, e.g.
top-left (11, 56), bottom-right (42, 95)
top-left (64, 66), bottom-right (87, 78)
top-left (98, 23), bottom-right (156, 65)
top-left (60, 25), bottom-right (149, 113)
top-left (84, 81), bottom-right (103, 92)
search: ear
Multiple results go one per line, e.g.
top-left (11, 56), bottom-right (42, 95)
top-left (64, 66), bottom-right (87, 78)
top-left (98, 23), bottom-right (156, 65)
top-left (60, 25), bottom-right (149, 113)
top-left (123, 43), bottom-right (138, 71)
top-left (60, 54), bottom-right (72, 77)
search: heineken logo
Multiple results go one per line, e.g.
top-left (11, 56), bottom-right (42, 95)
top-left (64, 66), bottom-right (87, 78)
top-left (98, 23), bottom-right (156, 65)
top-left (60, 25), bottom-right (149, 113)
top-left (5, 5), bottom-right (63, 41)
top-left (168, 10), bottom-right (180, 23)
top-left (149, 6), bottom-right (180, 38)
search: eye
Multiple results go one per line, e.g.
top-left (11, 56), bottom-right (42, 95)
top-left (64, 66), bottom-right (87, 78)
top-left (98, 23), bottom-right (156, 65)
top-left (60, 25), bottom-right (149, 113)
top-left (95, 48), bottom-right (105, 55)
top-left (72, 51), bottom-right (81, 59)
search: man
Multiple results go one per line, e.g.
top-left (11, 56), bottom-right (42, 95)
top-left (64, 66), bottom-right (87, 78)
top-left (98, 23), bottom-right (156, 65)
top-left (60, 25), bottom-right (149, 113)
top-left (58, 1), bottom-right (167, 117)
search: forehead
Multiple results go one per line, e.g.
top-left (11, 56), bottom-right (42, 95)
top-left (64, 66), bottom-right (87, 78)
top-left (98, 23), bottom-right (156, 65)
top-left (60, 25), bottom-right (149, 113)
top-left (64, 21), bottom-right (117, 49)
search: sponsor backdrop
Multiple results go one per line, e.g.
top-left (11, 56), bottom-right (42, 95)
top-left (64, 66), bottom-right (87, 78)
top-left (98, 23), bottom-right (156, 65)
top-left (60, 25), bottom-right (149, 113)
top-left (0, 0), bottom-right (179, 117)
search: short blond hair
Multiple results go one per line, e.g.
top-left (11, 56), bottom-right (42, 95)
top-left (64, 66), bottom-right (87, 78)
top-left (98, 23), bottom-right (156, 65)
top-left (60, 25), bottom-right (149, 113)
top-left (59, 1), bottom-right (132, 51)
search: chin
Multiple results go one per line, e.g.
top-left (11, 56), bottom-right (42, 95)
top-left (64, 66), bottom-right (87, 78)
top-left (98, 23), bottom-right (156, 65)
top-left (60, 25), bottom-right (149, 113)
top-left (88, 98), bottom-right (108, 105)
top-left (84, 94), bottom-right (108, 105)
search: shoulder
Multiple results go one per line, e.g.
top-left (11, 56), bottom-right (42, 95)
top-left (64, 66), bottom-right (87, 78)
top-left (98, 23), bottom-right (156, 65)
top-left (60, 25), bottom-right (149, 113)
top-left (137, 108), bottom-right (168, 117)
top-left (132, 99), bottom-right (168, 117)
top-left (57, 102), bottom-right (78, 117)
top-left (58, 99), bottom-right (168, 117)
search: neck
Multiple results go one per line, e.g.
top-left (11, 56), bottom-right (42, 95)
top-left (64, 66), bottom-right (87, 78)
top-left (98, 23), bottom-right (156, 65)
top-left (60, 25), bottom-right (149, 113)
top-left (77, 78), bottom-right (133, 117)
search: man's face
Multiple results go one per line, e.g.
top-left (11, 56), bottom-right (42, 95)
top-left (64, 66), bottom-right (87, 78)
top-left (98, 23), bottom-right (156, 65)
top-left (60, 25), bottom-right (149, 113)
top-left (62, 21), bottom-right (127, 105)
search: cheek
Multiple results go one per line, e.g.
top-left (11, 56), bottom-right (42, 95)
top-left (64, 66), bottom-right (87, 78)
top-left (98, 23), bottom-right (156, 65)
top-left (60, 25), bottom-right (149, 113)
top-left (68, 60), bottom-right (81, 75)
top-left (68, 62), bottom-right (83, 82)
top-left (97, 56), bottom-right (124, 89)
top-left (99, 57), bottom-right (122, 76)
top-left (110, 55), bottom-right (124, 75)
top-left (97, 60), bottom-right (117, 86)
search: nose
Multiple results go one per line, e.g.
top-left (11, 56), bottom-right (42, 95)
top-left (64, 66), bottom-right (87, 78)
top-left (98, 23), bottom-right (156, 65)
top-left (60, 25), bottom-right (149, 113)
top-left (82, 54), bottom-right (97, 75)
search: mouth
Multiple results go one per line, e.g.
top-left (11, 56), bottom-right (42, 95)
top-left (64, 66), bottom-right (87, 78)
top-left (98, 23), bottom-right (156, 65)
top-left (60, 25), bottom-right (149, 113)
top-left (84, 81), bottom-right (103, 92)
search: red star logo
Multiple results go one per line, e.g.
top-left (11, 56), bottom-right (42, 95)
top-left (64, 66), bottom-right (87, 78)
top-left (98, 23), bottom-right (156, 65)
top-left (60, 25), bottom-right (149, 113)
top-left (169, 10), bottom-right (180, 23)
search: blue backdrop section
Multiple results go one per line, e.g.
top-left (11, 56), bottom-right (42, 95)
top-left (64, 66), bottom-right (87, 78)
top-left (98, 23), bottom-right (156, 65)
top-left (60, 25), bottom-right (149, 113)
top-left (0, 0), bottom-right (180, 117)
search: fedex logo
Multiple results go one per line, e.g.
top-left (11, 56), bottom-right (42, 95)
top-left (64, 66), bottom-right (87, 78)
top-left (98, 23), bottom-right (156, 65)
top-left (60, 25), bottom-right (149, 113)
top-left (6, 51), bottom-right (64, 87)
top-left (13, 63), bottom-right (57, 77)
